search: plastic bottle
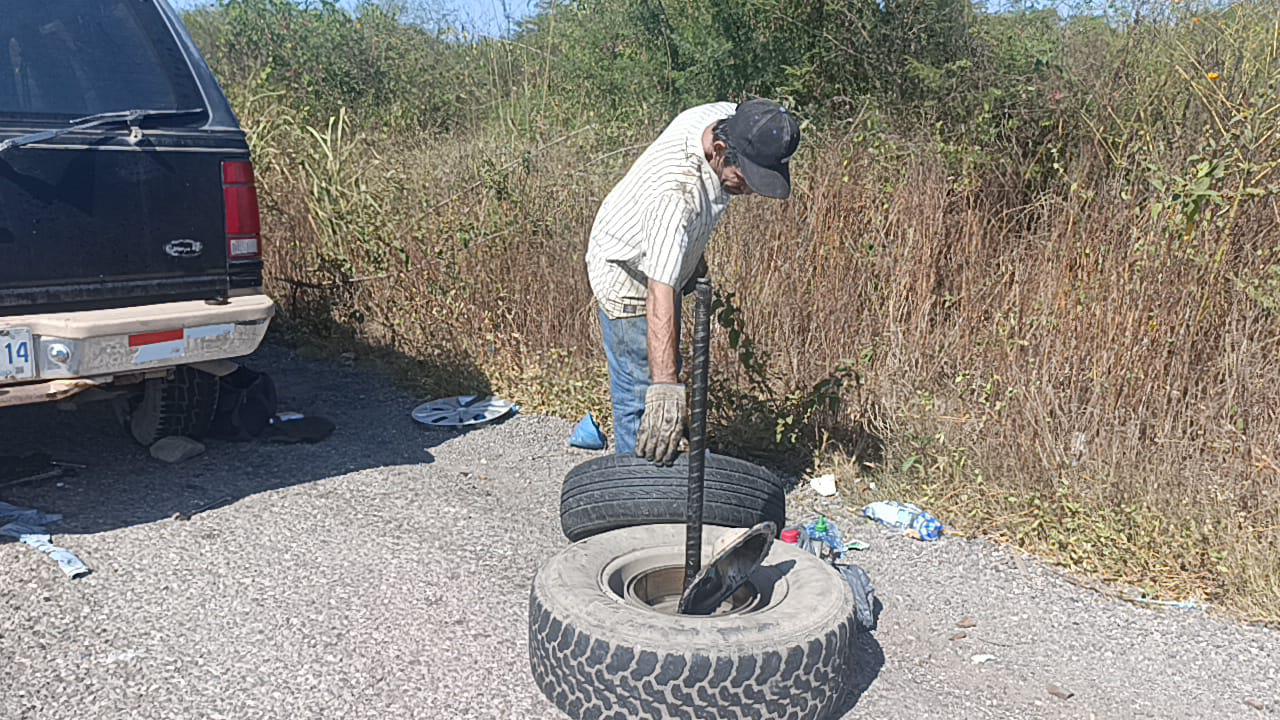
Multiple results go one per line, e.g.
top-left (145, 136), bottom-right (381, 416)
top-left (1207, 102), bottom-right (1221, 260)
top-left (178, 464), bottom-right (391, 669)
top-left (780, 525), bottom-right (819, 557)
top-left (862, 501), bottom-right (944, 541)
top-left (804, 516), bottom-right (846, 559)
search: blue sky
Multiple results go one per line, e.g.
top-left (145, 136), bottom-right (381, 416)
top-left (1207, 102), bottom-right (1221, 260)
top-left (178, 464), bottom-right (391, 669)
top-left (169, 0), bottom-right (538, 35)
top-left (445, 0), bottom-right (536, 34)
top-left (169, 0), bottom-right (1220, 35)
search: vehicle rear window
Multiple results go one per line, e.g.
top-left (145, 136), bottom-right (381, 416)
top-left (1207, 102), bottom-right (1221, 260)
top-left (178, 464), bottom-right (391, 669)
top-left (0, 1), bottom-right (205, 122)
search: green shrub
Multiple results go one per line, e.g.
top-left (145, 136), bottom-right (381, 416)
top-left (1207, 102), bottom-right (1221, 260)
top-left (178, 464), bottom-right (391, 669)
top-left (186, 0), bottom-right (487, 131)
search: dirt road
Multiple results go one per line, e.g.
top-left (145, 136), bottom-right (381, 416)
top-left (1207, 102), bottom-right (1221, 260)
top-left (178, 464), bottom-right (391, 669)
top-left (1, 345), bottom-right (1275, 719)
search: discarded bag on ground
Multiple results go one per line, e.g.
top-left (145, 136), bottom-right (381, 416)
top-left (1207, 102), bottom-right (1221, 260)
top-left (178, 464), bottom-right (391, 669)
top-left (209, 365), bottom-right (278, 441)
top-left (569, 413), bottom-right (607, 450)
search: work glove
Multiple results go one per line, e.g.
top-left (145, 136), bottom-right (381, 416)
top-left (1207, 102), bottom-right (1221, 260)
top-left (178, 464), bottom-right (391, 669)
top-left (636, 383), bottom-right (687, 466)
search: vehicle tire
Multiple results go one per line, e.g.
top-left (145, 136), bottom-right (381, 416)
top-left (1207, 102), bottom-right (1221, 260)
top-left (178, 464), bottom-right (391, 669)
top-left (560, 453), bottom-right (786, 542)
top-left (529, 524), bottom-right (857, 719)
top-left (127, 366), bottom-right (220, 446)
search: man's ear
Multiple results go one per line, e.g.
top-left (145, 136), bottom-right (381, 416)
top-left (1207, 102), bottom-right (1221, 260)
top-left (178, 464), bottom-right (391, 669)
top-left (710, 138), bottom-right (728, 160)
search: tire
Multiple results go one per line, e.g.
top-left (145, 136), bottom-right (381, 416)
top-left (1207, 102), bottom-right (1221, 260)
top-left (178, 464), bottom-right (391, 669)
top-left (529, 524), bottom-right (857, 719)
top-left (561, 453), bottom-right (786, 542)
top-left (127, 366), bottom-right (220, 446)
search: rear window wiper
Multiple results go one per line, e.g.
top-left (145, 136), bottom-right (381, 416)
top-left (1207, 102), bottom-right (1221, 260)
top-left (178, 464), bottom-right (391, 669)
top-left (0, 108), bottom-right (205, 154)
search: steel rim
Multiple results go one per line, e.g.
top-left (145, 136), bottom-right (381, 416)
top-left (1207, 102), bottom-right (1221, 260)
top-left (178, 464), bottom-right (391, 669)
top-left (599, 544), bottom-right (788, 618)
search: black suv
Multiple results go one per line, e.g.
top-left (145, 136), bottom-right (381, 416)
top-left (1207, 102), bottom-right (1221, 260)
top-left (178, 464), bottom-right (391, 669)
top-left (0, 0), bottom-right (275, 445)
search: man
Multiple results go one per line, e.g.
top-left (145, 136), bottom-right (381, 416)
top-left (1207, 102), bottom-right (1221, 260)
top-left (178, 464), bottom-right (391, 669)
top-left (585, 98), bottom-right (801, 465)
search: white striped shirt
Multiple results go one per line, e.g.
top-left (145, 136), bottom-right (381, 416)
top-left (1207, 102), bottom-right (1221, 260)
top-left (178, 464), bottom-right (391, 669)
top-left (586, 102), bottom-right (737, 319)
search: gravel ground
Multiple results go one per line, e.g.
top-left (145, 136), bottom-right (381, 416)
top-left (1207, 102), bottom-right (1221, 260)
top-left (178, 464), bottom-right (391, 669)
top-left (1, 344), bottom-right (1276, 719)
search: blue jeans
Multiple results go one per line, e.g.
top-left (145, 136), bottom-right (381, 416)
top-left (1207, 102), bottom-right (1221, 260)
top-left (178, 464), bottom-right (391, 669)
top-left (598, 302), bottom-right (680, 456)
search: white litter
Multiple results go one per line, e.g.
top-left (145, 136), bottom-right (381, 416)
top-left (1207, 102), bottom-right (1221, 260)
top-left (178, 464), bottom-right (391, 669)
top-left (0, 501), bottom-right (89, 579)
top-left (971, 654), bottom-right (997, 665)
top-left (809, 473), bottom-right (838, 497)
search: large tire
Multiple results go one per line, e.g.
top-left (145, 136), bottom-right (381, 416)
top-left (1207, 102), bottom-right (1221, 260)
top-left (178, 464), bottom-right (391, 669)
top-left (529, 524), bottom-right (857, 719)
top-left (127, 366), bottom-right (220, 446)
top-left (561, 453), bottom-right (786, 542)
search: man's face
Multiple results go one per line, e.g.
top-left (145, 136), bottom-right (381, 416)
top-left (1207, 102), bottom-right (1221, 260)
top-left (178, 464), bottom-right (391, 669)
top-left (711, 140), bottom-right (753, 196)
top-left (719, 165), bottom-right (752, 196)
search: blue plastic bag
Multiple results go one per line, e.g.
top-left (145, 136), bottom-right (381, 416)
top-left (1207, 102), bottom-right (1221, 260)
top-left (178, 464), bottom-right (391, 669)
top-left (569, 413), bottom-right (607, 450)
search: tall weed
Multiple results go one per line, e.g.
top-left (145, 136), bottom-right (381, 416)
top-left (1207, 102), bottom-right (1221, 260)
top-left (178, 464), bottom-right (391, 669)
top-left (190, 0), bottom-right (1278, 622)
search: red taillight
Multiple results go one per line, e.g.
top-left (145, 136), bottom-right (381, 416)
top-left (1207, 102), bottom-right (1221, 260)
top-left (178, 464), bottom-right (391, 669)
top-left (222, 160), bottom-right (261, 260)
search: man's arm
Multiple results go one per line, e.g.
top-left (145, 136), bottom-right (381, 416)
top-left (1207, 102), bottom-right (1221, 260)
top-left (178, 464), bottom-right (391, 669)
top-left (635, 192), bottom-right (690, 465)
top-left (636, 279), bottom-right (686, 465)
top-left (646, 279), bottom-right (679, 384)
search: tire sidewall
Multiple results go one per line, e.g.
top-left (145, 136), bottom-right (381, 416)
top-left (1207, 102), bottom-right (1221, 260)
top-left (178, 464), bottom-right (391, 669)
top-left (530, 524), bottom-right (857, 719)
top-left (536, 524), bottom-right (852, 653)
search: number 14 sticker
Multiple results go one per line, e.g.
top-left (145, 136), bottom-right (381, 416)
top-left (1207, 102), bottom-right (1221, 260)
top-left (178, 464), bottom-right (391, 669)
top-left (1, 328), bottom-right (35, 380)
top-left (5, 338), bottom-right (30, 365)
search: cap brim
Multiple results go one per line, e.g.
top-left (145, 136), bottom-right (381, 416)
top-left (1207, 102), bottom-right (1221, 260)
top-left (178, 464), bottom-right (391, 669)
top-left (737, 154), bottom-right (791, 199)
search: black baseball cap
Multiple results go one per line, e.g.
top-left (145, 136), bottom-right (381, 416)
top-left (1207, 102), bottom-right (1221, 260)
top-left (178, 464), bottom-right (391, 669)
top-left (723, 98), bottom-right (801, 199)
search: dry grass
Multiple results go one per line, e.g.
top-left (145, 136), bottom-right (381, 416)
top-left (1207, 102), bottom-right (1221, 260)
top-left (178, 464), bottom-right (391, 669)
top-left (249, 113), bottom-right (1279, 622)
top-left (227, 2), bottom-right (1280, 623)
top-left (758, 145), bottom-right (1280, 622)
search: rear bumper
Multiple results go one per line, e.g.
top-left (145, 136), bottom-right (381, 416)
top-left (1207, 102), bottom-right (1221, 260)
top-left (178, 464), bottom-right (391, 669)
top-left (0, 295), bottom-right (274, 408)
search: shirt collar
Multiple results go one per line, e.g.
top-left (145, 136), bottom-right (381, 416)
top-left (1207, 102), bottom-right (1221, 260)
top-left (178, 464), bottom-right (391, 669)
top-left (686, 128), bottom-right (729, 205)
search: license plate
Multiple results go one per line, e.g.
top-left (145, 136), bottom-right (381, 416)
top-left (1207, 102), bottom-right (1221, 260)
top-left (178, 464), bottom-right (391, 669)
top-left (0, 328), bottom-right (35, 382)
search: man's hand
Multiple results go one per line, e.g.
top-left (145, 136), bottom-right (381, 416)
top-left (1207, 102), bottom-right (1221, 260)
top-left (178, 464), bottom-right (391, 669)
top-left (636, 383), bottom-right (687, 465)
top-left (681, 254), bottom-right (708, 296)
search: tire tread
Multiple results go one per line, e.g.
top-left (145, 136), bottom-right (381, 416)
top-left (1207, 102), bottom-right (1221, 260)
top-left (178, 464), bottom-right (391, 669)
top-left (560, 453), bottom-right (786, 542)
top-left (529, 590), bottom-right (852, 719)
top-left (128, 366), bottom-right (220, 446)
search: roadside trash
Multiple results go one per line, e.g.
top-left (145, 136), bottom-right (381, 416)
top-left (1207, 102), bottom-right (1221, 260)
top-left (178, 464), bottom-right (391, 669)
top-left (805, 516), bottom-right (846, 559)
top-left (1245, 699), bottom-right (1266, 711)
top-left (569, 413), bottom-right (607, 450)
top-left (785, 517), bottom-right (867, 559)
top-left (956, 616), bottom-right (978, 628)
top-left (149, 436), bottom-right (206, 464)
top-left (781, 525), bottom-right (819, 556)
top-left (262, 413), bottom-right (335, 444)
top-left (786, 518), bottom-right (878, 631)
top-left (1130, 596), bottom-right (1202, 611)
top-left (1, 453), bottom-right (75, 489)
top-left (784, 524), bottom-right (817, 555)
top-left (808, 473), bottom-right (837, 497)
top-left (0, 500), bottom-right (59, 527)
top-left (3, 528), bottom-right (91, 578)
top-left (209, 365), bottom-right (278, 441)
top-left (863, 500), bottom-right (944, 541)
top-left (950, 631), bottom-right (968, 641)
top-left (411, 395), bottom-right (515, 428)
top-left (1048, 684), bottom-right (1075, 701)
top-left (202, 364), bottom-right (332, 444)
top-left (798, 531), bottom-right (817, 556)
top-left (970, 654), bottom-right (997, 665)
top-left (836, 563), bottom-right (877, 631)
top-left (0, 501), bottom-right (90, 579)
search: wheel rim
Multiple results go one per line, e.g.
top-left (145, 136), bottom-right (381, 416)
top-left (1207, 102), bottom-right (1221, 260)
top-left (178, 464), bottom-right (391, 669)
top-left (599, 545), bottom-right (790, 617)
